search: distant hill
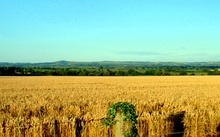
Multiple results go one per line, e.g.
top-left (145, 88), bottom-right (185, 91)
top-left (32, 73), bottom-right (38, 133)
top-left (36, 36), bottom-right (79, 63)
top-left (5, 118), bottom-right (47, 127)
top-left (0, 61), bottom-right (220, 68)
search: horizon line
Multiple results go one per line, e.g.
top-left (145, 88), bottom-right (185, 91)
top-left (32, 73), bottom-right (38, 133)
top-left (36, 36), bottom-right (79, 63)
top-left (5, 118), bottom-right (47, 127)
top-left (1, 60), bottom-right (220, 64)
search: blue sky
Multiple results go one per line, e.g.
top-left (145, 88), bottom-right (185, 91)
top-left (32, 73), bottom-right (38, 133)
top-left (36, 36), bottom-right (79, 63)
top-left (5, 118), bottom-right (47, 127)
top-left (0, 0), bottom-right (220, 62)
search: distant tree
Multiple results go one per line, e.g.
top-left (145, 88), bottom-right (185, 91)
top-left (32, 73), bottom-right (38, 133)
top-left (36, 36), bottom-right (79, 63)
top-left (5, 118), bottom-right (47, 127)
top-left (97, 69), bottom-right (104, 76)
top-left (99, 66), bottom-right (103, 70)
top-left (82, 69), bottom-right (89, 76)
top-left (103, 69), bottom-right (111, 76)
top-left (155, 70), bottom-right (162, 76)
top-left (78, 68), bottom-right (86, 76)
top-left (201, 68), bottom-right (209, 72)
top-left (179, 71), bottom-right (187, 75)
top-left (0, 67), bottom-right (5, 75)
top-left (68, 70), bottom-right (77, 76)
top-left (48, 70), bottom-right (59, 76)
top-left (60, 68), bottom-right (69, 76)
top-left (161, 69), bottom-right (171, 76)
top-left (145, 69), bottom-right (157, 75)
top-left (161, 69), bottom-right (166, 76)
top-left (7, 67), bottom-right (16, 75)
top-left (79, 71), bottom-right (85, 76)
top-left (128, 69), bottom-right (137, 76)
top-left (109, 69), bottom-right (115, 76)
top-left (208, 69), bottom-right (220, 75)
top-left (115, 70), bottom-right (125, 76)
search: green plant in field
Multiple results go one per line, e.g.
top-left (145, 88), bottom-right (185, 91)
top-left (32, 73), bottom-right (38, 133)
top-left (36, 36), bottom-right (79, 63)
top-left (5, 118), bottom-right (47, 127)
top-left (102, 102), bottom-right (138, 137)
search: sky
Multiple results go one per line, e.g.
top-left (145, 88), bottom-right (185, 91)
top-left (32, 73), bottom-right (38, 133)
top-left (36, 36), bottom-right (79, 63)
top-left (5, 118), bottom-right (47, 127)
top-left (0, 0), bottom-right (220, 62)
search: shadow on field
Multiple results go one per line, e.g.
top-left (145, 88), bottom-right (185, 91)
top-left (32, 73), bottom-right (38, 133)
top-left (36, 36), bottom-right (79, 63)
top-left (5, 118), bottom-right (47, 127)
top-left (75, 118), bottom-right (83, 137)
top-left (216, 124), bottom-right (220, 136)
top-left (167, 111), bottom-right (185, 137)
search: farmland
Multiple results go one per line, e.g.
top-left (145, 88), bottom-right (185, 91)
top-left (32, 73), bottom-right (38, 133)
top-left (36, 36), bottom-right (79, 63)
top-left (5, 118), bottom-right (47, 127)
top-left (1, 76), bottom-right (220, 136)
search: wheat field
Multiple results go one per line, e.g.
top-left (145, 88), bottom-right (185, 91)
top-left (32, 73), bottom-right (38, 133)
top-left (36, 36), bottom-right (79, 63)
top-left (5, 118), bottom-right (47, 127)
top-left (1, 76), bottom-right (220, 137)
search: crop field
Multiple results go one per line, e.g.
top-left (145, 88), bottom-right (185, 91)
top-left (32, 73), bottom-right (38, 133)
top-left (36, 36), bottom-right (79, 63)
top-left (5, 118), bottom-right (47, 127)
top-left (1, 76), bottom-right (220, 137)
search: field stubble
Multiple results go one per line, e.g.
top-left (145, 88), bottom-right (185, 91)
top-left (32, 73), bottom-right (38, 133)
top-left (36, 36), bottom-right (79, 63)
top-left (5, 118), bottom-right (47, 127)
top-left (1, 76), bottom-right (220, 136)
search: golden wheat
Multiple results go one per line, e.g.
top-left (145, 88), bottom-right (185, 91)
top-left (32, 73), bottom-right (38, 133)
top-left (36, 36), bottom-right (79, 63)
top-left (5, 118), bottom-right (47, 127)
top-left (1, 76), bottom-right (220, 136)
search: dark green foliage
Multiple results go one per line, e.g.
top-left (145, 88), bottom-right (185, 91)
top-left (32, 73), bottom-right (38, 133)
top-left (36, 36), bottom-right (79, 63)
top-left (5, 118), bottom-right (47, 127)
top-left (208, 69), bottom-right (220, 75)
top-left (128, 69), bottom-right (137, 76)
top-left (102, 102), bottom-right (138, 137)
top-left (179, 70), bottom-right (188, 75)
top-left (103, 69), bottom-right (111, 76)
top-left (0, 64), bottom-right (219, 76)
top-left (115, 70), bottom-right (125, 76)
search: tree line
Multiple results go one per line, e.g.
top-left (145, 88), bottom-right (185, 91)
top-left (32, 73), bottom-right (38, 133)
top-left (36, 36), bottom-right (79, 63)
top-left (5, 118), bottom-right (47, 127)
top-left (1, 66), bottom-right (220, 76)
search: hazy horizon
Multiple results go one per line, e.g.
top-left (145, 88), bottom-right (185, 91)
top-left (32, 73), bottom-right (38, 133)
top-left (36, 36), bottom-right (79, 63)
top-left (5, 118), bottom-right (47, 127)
top-left (1, 0), bottom-right (220, 62)
top-left (1, 60), bottom-right (220, 64)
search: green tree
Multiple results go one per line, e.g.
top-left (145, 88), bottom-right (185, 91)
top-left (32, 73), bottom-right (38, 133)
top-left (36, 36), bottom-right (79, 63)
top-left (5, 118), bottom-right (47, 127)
top-left (115, 70), bottom-right (125, 76)
top-left (145, 69), bottom-right (157, 75)
top-left (103, 69), bottom-right (111, 76)
top-left (179, 70), bottom-right (187, 75)
top-left (128, 69), bottom-right (137, 76)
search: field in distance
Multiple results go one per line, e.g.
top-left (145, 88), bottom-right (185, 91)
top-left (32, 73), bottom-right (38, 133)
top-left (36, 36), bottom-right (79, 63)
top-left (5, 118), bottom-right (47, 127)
top-left (1, 76), bottom-right (220, 136)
